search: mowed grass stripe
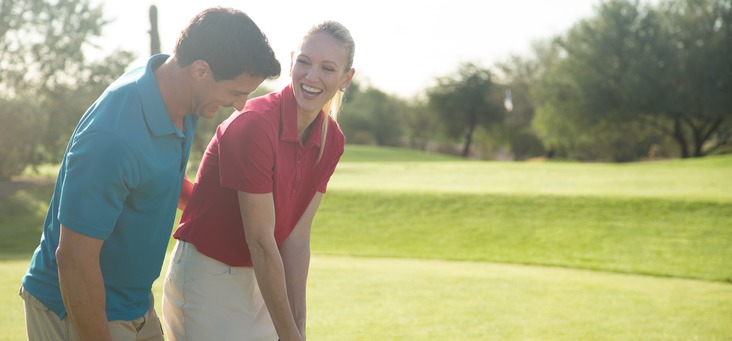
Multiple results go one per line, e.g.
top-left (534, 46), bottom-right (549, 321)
top-left (329, 161), bottom-right (732, 202)
top-left (307, 256), bottom-right (732, 340)
top-left (3, 256), bottom-right (731, 341)
top-left (313, 191), bottom-right (732, 282)
top-left (332, 151), bottom-right (732, 203)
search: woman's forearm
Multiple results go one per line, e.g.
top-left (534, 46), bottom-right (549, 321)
top-left (238, 191), bottom-right (303, 341)
top-left (280, 193), bottom-right (321, 339)
top-left (248, 239), bottom-right (302, 341)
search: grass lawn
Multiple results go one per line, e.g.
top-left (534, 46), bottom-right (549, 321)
top-left (2, 256), bottom-right (731, 340)
top-left (314, 191), bottom-right (732, 282)
top-left (306, 256), bottom-right (732, 340)
top-left (1, 146), bottom-right (730, 340)
top-left (332, 149), bottom-right (732, 202)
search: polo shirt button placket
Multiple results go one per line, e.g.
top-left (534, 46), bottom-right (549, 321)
top-left (292, 151), bottom-right (303, 197)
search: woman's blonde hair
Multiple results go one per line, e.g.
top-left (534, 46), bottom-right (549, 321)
top-left (301, 21), bottom-right (355, 164)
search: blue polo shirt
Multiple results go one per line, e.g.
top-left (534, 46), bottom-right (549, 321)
top-left (22, 54), bottom-right (199, 321)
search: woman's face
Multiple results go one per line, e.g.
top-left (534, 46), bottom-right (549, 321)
top-left (290, 32), bottom-right (354, 116)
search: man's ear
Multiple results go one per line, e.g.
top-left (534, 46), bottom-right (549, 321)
top-left (190, 60), bottom-right (211, 81)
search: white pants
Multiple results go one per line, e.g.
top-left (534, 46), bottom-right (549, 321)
top-left (162, 241), bottom-right (277, 341)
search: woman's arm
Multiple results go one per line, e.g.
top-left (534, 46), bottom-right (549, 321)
top-left (279, 192), bottom-right (323, 339)
top-left (238, 191), bottom-right (303, 341)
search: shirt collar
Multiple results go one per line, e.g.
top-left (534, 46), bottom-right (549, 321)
top-left (280, 84), bottom-right (323, 148)
top-left (136, 54), bottom-right (185, 137)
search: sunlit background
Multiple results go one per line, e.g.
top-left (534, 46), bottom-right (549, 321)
top-left (2, 1), bottom-right (731, 339)
top-left (91, 0), bottom-right (606, 98)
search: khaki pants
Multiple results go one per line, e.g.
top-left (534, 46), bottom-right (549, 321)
top-left (20, 286), bottom-right (164, 341)
top-left (162, 241), bottom-right (277, 341)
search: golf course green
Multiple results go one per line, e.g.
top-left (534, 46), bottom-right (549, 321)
top-left (1, 145), bottom-right (730, 340)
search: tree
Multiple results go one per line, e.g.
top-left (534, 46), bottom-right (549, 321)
top-left (339, 85), bottom-right (404, 146)
top-left (0, 0), bottom-right (136, 174)
top-left (401, 101), bottom-right (438, 151)
top-left (653, 0), bottom-right (732, 157)
top-left (495, 53), bottom-right (547, 160)
top-left (1, 0), bottom-right (108, 97)
top-left (427, 62), bottom-right (503, 157)
top-left (40, 52), bottom-right (135, 161)
top-left (0, 99), bottom-right (44, 180)
top-left (532, 0), bottom-right (731, 159)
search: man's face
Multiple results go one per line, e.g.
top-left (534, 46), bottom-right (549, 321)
top-left (192, 70), bottom-right (266, 118)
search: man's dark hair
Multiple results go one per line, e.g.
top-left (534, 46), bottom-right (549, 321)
top-left (175, 7), bottom-right (281, 81)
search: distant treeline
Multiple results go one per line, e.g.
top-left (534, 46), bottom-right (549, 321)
top-left (1, 0), bottom-right (729, 180)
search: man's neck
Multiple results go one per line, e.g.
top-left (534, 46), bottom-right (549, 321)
top-left (154, 56), bottom-right (190, 129)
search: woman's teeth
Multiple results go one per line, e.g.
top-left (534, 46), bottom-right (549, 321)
top-left (302, 84), bottom-right (323, 95)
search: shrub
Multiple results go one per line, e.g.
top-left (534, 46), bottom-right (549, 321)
top-left (0, 98), bottom-right (45, 180)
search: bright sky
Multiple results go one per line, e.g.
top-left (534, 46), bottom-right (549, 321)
top-left (91, 0), bottom-right (603, 98)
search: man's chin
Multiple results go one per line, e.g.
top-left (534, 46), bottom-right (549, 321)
top-left (200, 110), bottom-right (218, 119)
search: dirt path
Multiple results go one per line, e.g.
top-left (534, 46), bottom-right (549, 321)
top-left (0, 177), bottom-right (55, 197)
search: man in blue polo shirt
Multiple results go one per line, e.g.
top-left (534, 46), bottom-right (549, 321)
top-left (19, 7), bottom-right (281, 340)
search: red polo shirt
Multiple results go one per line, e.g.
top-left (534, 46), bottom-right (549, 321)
top-left (173, 84), bottom-right (345, 266)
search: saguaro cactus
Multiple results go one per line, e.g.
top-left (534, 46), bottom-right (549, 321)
top-left (149, 5), bottom-right (160, 55)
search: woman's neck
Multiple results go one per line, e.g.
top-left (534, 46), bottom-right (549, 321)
top-left (296, 108), bottom-right (321, 138)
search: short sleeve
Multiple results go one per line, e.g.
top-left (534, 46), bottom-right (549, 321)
top-left (58, 132), bottom-right (140, 240)
top-left (218, 112), bottom-right (277, 193)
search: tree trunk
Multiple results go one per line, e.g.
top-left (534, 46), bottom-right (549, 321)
top-left (693, 135), bottom-right (705, 157)
top-left (462, 120), bottom-right (476, 158)
top-left (673, 116), bottom-right (690, 158)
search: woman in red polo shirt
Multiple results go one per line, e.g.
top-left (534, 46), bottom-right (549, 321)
top-left (162, 21), bottom-right (355, 341)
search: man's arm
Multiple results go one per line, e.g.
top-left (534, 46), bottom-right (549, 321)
top-left (56, 225), bottom-right (112, 341)
top-left (238, 192), bottom-right (303, 341)
top-left (178, 176), bottom-right (194, 211)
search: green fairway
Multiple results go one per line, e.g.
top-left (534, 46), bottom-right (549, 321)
top-left (2, 256), bottom-right (731, 340)
top-left (1, 146), bottom-right (731, 340)
top-left (339, 144), bottom-right (464, 162)
top-left (313, 191), bottom-right (732, 282)
top-left (306, 256), bottom-right (732, 340)
top-left (330, 155), bottom-right (732, 202)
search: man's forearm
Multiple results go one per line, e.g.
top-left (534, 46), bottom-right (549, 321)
top-left (57, 227), bottom-right (112, 341)
top-left (58, 255), bottom-right (112, 340)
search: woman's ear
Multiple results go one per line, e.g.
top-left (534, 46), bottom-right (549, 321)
top-left (289, 51), bottom-right (295, 77)
top-left (341, 68), bottom-right (355, 90)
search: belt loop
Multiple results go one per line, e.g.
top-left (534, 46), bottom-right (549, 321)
top-left (229, 266), bottom-right (237, 274)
